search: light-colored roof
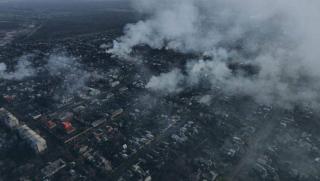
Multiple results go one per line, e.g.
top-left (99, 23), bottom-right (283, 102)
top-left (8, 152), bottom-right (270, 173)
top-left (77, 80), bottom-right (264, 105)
top-left (18, 125), bottom-right (47, 152)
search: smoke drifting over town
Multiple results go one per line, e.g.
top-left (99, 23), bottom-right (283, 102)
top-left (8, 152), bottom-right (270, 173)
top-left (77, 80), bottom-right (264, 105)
top-left (46, 53), bottom-right (96, 97)
top-left (108, 0), bottom-right (320, 108)
top-left (0, 52), bottom-right (93, 99)
top-left (0, 55), bottom-right (36, 80)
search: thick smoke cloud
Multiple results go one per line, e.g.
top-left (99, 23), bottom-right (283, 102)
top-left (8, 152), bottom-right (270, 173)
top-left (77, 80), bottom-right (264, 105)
top-left (108, 0), bottom-right (320, 108)
top-left (0, 55), bottom-right (36, 80)
top-left (146, 68), bottom-right (183, 94)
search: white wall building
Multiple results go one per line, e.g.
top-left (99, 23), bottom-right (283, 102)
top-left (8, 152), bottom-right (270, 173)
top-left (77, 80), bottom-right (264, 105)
top-left (0, 108), bottom-right (19, 129)
top-left (17, 125), bottom-right (47, 153)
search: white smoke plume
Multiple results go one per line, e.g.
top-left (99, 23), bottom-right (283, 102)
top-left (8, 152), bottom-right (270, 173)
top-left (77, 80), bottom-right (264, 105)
top-left (46, 53), bottom-right (92, 96)
top-left (0, 55), bottom-right (36, 80)
top-left (108, 0), bottom-right (320, 108)
top-left (146, 68), bottom-right (183, 93)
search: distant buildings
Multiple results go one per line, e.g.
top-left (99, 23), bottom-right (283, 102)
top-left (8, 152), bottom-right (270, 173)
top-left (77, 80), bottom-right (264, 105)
top-left (62, 121), bottom-right (76, 134)
top-left (47, 120), bottom-right (57, 129)
top-left (41, 158), bottom-right (66, 178)
top-left (111, 108), bottom-right (123, 120)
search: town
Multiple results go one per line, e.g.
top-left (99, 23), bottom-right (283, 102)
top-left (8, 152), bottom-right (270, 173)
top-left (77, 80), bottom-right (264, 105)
top-left (0, 1), bottom-right (320, 181)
